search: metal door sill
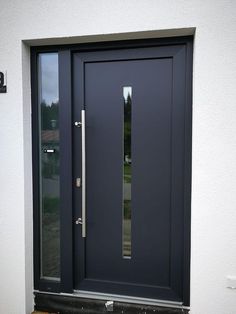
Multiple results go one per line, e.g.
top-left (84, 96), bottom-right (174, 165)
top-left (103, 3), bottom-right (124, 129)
top-left (74, 290), bottom-right (187, 309)
top-left (34, 289), bottom-right (189, 311)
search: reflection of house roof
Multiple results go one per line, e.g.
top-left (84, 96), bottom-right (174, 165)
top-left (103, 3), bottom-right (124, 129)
top-left (41, 130), bottom-right (59, 143)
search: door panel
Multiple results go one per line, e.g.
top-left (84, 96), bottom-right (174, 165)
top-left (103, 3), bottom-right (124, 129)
top-left (73, 45), bottom-right (189, 303)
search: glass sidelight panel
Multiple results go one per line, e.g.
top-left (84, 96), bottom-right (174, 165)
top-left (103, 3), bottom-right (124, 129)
top-left (123, 87), bottom-right (132, 258)
top-left (38, 53), bottom-right (60, 280)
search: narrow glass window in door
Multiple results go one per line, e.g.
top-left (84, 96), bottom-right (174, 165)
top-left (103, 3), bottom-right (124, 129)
top-left (38, 53), bottom-right (60, 280)
top-left (123, 87), bottom-right (132, 258)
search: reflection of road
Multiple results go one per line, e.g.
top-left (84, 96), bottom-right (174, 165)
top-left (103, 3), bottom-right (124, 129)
top-left (42, 178), bottom-right (59, 197)
top-left (124, 183), bottom-right (131, 200)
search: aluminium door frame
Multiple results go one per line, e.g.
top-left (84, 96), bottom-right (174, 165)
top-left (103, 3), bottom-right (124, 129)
top-left (31, 35), bottom-right (193, 306)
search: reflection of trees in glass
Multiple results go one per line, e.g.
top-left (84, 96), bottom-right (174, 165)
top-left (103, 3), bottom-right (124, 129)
top-left (124, 94), bottom-right (131, 161)
top-left (41, 101), bottom-right (59, 130)
top-left (41, 101), bottom-right (60, 178)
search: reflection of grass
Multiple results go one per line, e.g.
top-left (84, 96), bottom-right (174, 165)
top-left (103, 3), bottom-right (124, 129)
top-left (123, 219), bottom-right (131, 257)
top-left (42, 160), bottom-right (59, 178)
top-left (124, 200), bottom-right (131, 219)
top-left (42, 196), bottom-right (60, 278)
top-left (43, 197), bottom-right (59, 213)
top-left (42, 211), bottom-right (60, 278)
top-left (123, 163), bottom-right (131, 256)
top-left (124, 164), bottom-right (131, 174)
top-left (124, 175), bottom-right (131, 183)
top-left (124, 164), bottom-right (131, 183)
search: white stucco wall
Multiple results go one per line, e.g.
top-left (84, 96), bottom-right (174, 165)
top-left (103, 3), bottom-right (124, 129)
top-left (0, 1), bottom-right (236, 313)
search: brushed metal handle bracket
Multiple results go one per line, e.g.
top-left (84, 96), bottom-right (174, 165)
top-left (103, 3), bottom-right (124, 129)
top-left (75, 218), bottom-right (83, 225)
top-left (74, 121), bottom-right (82, 127)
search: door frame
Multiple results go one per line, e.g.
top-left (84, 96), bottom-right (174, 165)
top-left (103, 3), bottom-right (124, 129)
top-left (31, 36), bottom-right (193, 306)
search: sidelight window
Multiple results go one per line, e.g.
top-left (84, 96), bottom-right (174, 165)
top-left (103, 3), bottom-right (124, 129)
top-left (38, 53), bottom-right (60, 280)
top-left (123, 86), bottom-right (132, 258)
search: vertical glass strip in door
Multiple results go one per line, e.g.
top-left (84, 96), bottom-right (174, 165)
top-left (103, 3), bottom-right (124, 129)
top-left (123, 87), bottom-right (132, 258)
top-left (38, 53), bottom-right (60, 280)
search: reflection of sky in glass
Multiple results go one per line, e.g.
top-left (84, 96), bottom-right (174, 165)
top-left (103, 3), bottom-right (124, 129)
top-left (123, 86), bottom-right (132, 102)
top-left (39, 53), bottom-right (58, 106)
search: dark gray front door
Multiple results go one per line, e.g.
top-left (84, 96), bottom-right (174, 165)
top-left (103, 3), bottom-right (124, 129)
top-left (73, 43), bottom-right (191, 304)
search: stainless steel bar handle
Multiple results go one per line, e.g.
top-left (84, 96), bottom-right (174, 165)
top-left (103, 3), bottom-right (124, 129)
top-left (81, 109), bottom-right (86, 238)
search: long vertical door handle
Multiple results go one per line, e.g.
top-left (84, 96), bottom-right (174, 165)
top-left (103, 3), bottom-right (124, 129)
top-left (81, 109), bottom-right (86, 237)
